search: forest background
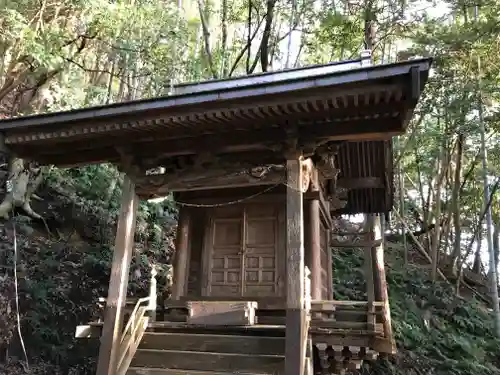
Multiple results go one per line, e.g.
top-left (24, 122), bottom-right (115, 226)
top-left (0, 0), bottom-right (500, 374)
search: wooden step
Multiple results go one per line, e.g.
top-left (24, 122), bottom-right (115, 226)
top-left (127, 367), bottom-right (270, 375)
top-left (131, 349), bottom-right (284, 373)
top-left (148, 322), bottom-right (286, 337)
top-left (140, 332), bottom-right (285, 355)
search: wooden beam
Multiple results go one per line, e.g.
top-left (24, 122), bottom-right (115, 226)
top-left (171, 207), bottom-right (191, 300)
top-left (285, 157), bottom-right (306, 375)
top-left (144, 166), bottom-right (286, 193)
top-left (20, 116), bottom-right (403, 168)
top-left (96, 175), bottom-right (139, 375)
top-left (337, 177), bottom-right (384, 189)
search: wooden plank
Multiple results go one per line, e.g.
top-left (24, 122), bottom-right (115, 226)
top-left (171, 208), bottom-right (191, 299)
top-left (96, 175), bottom-right (139, 375)
top-left (166, 167), bottom-right (285, 192)
top-left (139, 332), bottom-right (285, 355)
top-left (311, 334), bottom-right (372, 348)
top-left (311, 320), bottom-right (383, 332)
top-left (187, 301), bottom-right (257, 326)
top-left (127, 367), bottom-right (269, 375)
top-left (131, 349), bottom-right (284, 373)
top-left (75, 325), bottom-right (101, 338)
top-left (148, 322), bottom-right (285, 338)
top-left (178, 296), bottom-right (286, 310)
top-left (311, 300), bottom-right (384, 308)
top-left (98, 297), bottom-right (140, 306)
top-left (285, 157), bottom-right (306, 375)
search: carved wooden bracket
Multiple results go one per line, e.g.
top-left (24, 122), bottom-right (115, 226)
top-left (300, 158), bottom-right (313, 193)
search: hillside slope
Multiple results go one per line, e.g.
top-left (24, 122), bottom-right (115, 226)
top-left (333, 246), bottom-right (500, 375)
top-left (0, 183), bottom-right (499, 374)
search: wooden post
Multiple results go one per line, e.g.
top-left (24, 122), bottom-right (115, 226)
top-left (96, 176), bottom-right (139, 375)
top-left (171, 207), bottom-right (191, 300)
top-left (308, 199), bottom-right (322, 301)
top-left (368, 214), bottom-right (396, 353)
top-left (364, 215), bottom-right (376, 332)
top-left (148, 266), bottom-right (158, 321)
top-left (326, 231), bottom-right (333, 300)
top-left (285, 157), bottom-right (306, 375)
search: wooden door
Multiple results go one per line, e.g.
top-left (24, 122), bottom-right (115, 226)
top-left (243, 205), bottom-right (280, 297)
top-left (205, 204), bottom-right (282, 298)
top-left (206, 207), bottom-right (243, 297)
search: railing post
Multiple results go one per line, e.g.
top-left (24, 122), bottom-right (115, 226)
top-left (304, 266), bottom-right (311, 313)
top-left (148, 265), bottom-right (157, 320)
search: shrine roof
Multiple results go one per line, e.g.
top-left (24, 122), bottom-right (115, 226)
top-left (0, 56), bottom-right (432, 214)
top-left (0, 57), bottom-right (431, 168)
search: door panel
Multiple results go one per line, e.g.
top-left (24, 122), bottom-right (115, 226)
top-left (206, 203), bottom-right (281, 298)
top-left (244, 249), bottom-right (278, 297)
top-left (209, 218), bottom-right (243, 297)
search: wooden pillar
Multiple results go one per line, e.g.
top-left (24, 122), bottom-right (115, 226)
top-left (96, 176), bottom-right (139, 375)
top-left (308, 199), bottom-right (322, 301)
top-left (368, 214), bottom-right (395, 353)
top-left (326, 230), bottom-right (333, 300)
top-left (364, 215), bottom-right (376, 332)
top-left (285, 157), bottom-right (306, 375)
top-left (306, 167), bottom-right (322, 301)
top-left (171, 207), bottom-right (191, 300)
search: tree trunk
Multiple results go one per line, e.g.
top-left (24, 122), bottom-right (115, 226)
top-left (493, 224), bottom-right (499, 277)
top-left (197, 0), bottom-right (218, 79)
top-left (450, 133), bottom-right (464, 274)
top-left (221, 0), bottom-right (229, 77)
top-left (472, 234), bottom-right (482, 275)
top-left (260, 0), bottom-right (277, 72)
top-left (0, 157), bottom-right (44, 220)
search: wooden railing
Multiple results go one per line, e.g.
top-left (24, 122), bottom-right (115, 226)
top-left (115, 266), bottom-right (157, 375)
top-left (310, 300), bottom-right (385, 333)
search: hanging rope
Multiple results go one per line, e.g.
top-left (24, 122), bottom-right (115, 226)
top-left (12, 217), bottom-right (29, 371)
top-left (173, 180), bottom-right (305, 208)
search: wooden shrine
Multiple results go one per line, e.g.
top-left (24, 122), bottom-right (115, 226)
top-left (0, 53), bottom-right (432, 375)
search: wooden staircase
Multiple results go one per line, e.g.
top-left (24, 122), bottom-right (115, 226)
top-left (77, 260), bottom-right (389, 375)
top-left (127, 324), bottom-right (288, 374)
